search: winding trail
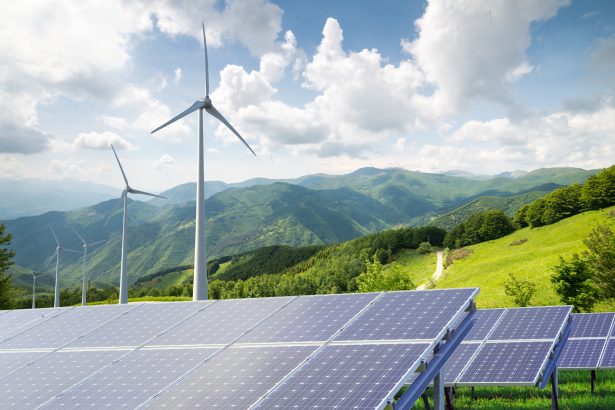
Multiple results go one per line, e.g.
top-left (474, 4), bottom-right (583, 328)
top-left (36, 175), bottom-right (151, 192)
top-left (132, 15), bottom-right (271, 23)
top-left (416, 250), bottom-right (444, 290)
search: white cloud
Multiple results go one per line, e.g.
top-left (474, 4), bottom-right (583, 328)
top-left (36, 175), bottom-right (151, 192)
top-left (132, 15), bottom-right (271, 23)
top-left (73, 131), bottom-right (135, 151)
top-left (153, 154), bottom-right (177, 169)
top-left (393, 138), bottom-right (406, 152)
top-left (174, 67), bottom-right (182, 83)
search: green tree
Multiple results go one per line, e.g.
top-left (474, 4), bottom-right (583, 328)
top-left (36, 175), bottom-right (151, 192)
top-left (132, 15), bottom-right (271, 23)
top-left (513, 204), bottom-right (530, 229)
top-left (583, 225), bottom-right (615, 297)
top-left (503, 273), bottom-right (536, 307)
top-left (0, 224), bottom-right (16, 309)
top-left (356, 260), bottom-right (414, 292)
top-left (551, 254), bottom-right (600, 312)
top-left (417, 242), bottom-right (432, 254)
top-left (478, 210), bottom-right (515, 240)
top-left (526, 198), bottom-right (546, 228)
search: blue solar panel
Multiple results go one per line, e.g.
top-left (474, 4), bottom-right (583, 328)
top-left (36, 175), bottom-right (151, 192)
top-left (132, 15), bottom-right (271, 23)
top-left (43, 347), bottom-right (219, 409)
top-left (145, 345), bottom-right (317, 409)
top-left (0, 307), bottom-right (67, 340)
top-left (465, 309), bottom-right (505, 341)
top-left (0, 304), bottom-right (135, 349)
top-left (148, 297), bottom-right (292, 346)
top-left (599, 339), bottom-right (615, 368)
top-left (239, 293), bottom-right (378, 343)
top-left (0, 351), bottom-right (48, 375)
top-left (489, 306), bottom-right (571, 340)
top-left (254, 343), bottom-right (430, 409)
top-left (336, 289), bottom-right (477, 341)
top-left (0, 350), bottom-right (124, 409)
top-left (69, 302), bottom-right (211, 348)
top-left (441, 343), bottom-right (480, 384)
top-left (558, 338), bottom-right (605, 369)
top-left (457, 341), bottom-right (552, 385)
top-left (571, 313), bottom-right (614, 337)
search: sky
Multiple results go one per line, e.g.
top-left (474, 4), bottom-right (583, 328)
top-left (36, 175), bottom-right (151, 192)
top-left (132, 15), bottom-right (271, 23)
top-left (1, 0), bottom-right (614, 192)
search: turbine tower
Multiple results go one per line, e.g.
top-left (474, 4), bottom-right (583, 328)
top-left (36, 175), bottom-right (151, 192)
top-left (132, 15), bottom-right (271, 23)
top-left (49, 226), bottom-right (80, 308)
top-left (151, 22), bottom-right (256, 301)
top-left (110, 145), bottom-right (165, 304)
top-left (71, 226), bottom-right (106, 306)
top-left (31, 272), bottom-right (45, 309)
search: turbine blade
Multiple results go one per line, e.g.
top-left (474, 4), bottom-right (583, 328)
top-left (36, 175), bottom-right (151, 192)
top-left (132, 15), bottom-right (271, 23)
top-left (105, 191), bottom-right (126, 225)
top-left (70, 225), bottom-right (86, 245)
top-left (129, 188), bottom-right (166, 199)
top-left (49, 226), bottom-right (60, 246)
top-left (111, 145), bottom-right (130, 187)
top-left (206, 105), bottom-right (256, 156)
top-left (62, 248), bottom-right (82, 255)
top-left (151, 101), bottom-right (202, 134)
top-left (202, 22), bottom-right (210, 97)
top-left (89, 239), bottom-right (107, 247)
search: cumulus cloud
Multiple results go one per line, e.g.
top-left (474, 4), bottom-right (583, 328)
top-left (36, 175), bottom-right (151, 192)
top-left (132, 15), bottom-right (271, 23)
top-left (153, 154), bottom-right (177, 169)
top-left (174, 67), bottom-right (182, 83)
top-left (0, 122), bottom-right (49, 154)
top-left (73, 131), bottom-right (135, 151)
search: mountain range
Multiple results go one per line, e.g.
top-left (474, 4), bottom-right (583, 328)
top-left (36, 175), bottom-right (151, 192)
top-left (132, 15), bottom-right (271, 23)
top-left (1, 166), bottom-right (597, 288)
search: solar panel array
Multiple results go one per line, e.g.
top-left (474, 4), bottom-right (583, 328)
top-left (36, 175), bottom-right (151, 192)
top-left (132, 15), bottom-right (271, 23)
top-left (0, 288), bottom-right (478, 409)
top-left (559, 313), bottom-right (615, 370)
top-left (442, 306), bottom-right (572, 386)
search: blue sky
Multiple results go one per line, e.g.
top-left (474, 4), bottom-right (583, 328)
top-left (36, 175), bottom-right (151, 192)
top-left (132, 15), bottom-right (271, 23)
top-left (1, 0), bottom-right (614, 192)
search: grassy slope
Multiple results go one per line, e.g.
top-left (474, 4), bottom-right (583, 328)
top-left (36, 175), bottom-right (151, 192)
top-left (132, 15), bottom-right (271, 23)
top-left (436, 206), bottom-right (615, 309)
top-left (390, 249), bottom-right (438, 286)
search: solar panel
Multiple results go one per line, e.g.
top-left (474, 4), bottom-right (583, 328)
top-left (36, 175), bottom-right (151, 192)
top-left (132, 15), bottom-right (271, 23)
top-left (42, 347), bottom-right (220, 409)
top-left (599, 339), bottom-right (615, 368)
top-left (0, 304), bottom-right (136, 349)
top-left (558, 338), bottom-right (605, 369)
top-left (336, 289), bottom-right (477, 341)
top-left (0, 351), bottom-right (48, 375)
top-left (239, 293), bottom-right (378, 343)
top-left (148, 297), bottom-right (293, 346)
top-left (144, 345), bottom-right (317, 409)
top-left (464, 309), bottom-right (505, 341)
top-left (489, 306), bottom-right (571, 340)
top-left (441, 342), bottom-right (480, 383)
top-left (458, 341), bottom-right (553, 385)
top-left (570, 313), bottom-right (614, 338)
top-left (0, 307), bottom-right (67, 341)
top-left (68, 302), bottom-right (211, 348)
top-left (0, 350), bottom-right (125, 409)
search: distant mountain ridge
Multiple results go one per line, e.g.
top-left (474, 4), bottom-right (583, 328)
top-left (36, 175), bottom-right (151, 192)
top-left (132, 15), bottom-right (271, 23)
top-left (2, 166), bottom-right (598, 288)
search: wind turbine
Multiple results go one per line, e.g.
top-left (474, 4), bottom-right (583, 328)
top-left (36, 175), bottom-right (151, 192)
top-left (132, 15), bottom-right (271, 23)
top-left (31, 272), bottom-right (45, 309)
top-left (49, 226), bottom-right (80, 308)
top-left (110, 144), bottom-right (165, 304)
top-left (151, 22), bottom-right (256, 301)
top-left (71, 226), bottom-right (106, 306)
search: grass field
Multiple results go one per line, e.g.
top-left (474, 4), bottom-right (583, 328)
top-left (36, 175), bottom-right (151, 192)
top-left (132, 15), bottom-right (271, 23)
top-left (390, 248), bottom-right (439, 287)
top-left (436, 206), bottom-right (615, 309)
top-left (410, 370), bottom-right (615, 409)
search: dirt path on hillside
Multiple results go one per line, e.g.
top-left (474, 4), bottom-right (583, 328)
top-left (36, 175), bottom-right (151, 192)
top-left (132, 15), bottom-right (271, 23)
top-left (416, 250), bottom-right (444, 290)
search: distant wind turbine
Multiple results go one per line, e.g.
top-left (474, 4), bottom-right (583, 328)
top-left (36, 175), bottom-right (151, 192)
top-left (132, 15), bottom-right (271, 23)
top-left (49, 226), bottom-right (80, 308)
top-left (110, 144), bottom-right (165, 304)
top-left (71, 226), bottom-right (106, 306)
top-left (151, 22), bottom-right (256, 301)
top-left (31, 272), bottom-right (45, 309)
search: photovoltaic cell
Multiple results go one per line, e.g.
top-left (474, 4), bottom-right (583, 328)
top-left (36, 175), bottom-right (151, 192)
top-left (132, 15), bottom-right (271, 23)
top-left (570, 313), bottom-right (614, 337)
top-left (441, 343), bottom-right (480, 384)
top-left (336, 289), bottom-right (476, 341)
top-left (558, 339), bottom-right (605, 369)
top-left (488, 306), bottom-right (571, 340)
top-left (239, 293), bottom-right (378, 343)
top-left (148, 297), bottom-right (292, 346)
top-left (42, 347), bottom-right (219, 409)
top-left (0, 351), bottom-right (48, 375)
top-left (0, 308), bottom-right (67, 340)
top-left (0, 304), bottom-right (136, 349)
top-left (255, 343), bottom-right (430, 409)
top-left (145, 345), bottom-right (317, 409)
top-left (0, 350), bottom-right (125, 409)
top-left (458, 341), bottom-right (552, 385)
top-left (465, 309), bottom-right (505, 341)
top-left (599, 339), bottom-right (615, 368)
top-left (68, 301), bottom-right (211, 348)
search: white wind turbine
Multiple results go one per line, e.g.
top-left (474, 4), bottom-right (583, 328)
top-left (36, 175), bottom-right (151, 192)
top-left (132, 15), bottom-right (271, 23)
top-left (71, 226), bottom-right (106, 306)
top-left (31, 272), bottom-right (45, 309)
top-left (151, 22), bottom-right (256, 301)
top-left (49, 226), bottom-right (81, 308)
top-left (110, 145), bottom-right (165, 304)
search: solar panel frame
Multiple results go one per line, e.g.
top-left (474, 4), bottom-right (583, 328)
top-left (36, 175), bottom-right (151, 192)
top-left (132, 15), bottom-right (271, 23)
top-left (0, 307), bottom-right (71, 341)
top-left (488, 306), bottom-right (572, 340)
top-left (558, 338), bottom-right (606, 370)
top-left (570, 313), bottom-right (615, 338)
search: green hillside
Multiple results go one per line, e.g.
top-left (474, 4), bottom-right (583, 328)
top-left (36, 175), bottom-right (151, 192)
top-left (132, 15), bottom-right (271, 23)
top-left (436, 206), bottom-right (615, 309)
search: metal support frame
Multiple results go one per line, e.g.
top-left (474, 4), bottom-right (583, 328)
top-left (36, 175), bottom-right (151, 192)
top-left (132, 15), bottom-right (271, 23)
top-left (394, 306), bottom-right (476, 410)
top-left (434, 370), bottom-right (444, 410)
top-left (538, 318), bottom-right (572, 389)
top-left (444, 387), bottom-right (455, 410)
top-left (591, 369), bottom-right (596, 394)
top-left (550, 366), bottom-right (559, 410)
